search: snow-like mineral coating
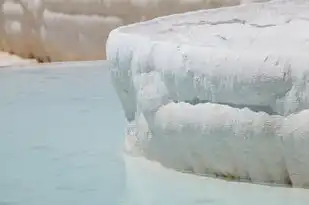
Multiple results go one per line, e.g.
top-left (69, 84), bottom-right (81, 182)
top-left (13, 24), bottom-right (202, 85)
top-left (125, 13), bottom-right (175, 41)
top-left (0, 0), bottom-right (242, 61)
top-left (107, 0), bottom-right (309, 188)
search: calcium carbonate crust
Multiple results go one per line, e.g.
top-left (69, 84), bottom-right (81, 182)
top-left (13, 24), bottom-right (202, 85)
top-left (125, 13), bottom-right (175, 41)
top-left (0, 0), bottom-right (241, 61)
top-left (107, 0), bottom-right (309, 188)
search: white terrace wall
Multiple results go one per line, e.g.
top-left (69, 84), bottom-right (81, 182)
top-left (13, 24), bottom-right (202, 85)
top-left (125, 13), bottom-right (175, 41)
top-left (0, 0), bottom-right (241, 62)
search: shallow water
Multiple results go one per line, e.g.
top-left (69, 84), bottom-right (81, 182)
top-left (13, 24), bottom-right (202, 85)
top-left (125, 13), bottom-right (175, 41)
top-left (1, 61), bottom-right (309, 205)
top-left (0, 61), bottom-right (125, 205)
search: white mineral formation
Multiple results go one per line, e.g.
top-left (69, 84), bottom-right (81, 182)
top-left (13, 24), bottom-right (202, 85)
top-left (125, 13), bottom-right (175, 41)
top-left (0, 0), bottom-right (242, 61)
top-left (107, 0), bottom-right (309, 188)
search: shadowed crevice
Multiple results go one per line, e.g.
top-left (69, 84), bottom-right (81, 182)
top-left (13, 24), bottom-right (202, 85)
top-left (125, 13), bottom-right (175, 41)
top-left (184, 97), bottom-right (278, 115)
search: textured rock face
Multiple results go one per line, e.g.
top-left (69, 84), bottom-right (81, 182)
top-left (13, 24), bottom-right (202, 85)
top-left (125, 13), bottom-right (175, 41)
top-left (107, 0), bottom-right (309, 188)
top-left (0, 0), bottom-right (241, 62)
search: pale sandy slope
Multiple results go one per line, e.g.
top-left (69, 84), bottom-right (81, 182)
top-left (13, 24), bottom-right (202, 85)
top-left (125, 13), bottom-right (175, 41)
top-left (0, 51), bottom-right (36, 67)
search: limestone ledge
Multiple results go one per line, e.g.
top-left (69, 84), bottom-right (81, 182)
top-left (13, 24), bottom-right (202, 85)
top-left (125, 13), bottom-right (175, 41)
top-left (107, 0), bottom-right (309, 188)
top-left (0, 0), bottom-right (240, 62)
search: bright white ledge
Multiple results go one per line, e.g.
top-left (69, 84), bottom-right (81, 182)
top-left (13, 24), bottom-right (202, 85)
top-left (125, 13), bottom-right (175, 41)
top-left (0, 0), bottom-right (241, 61)
top-left (107, 0), bottom-right (309, 188)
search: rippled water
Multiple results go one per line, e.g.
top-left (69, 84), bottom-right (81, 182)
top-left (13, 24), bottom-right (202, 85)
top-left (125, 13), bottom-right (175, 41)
top-left (0, 62), bottom-right (125, 205)
top-left (1, 61), bottom-right (309, 205)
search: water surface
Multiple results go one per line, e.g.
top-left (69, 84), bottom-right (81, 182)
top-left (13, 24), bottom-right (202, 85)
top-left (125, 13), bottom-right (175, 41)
top-left (0, 61), bottom-right (126, 205)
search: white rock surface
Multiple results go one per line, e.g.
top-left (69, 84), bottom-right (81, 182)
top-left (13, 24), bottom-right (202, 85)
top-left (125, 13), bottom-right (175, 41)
top-left (107, 0), bottom-right (309, 187)
top-left (0, 0), bottom-right (241, 61)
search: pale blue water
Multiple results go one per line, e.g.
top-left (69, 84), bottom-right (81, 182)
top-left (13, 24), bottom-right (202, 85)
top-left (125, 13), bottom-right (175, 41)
top-left (1, 61), bottom-right (309, 205)
top-left (0, 61), bottom-right (125, 205)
